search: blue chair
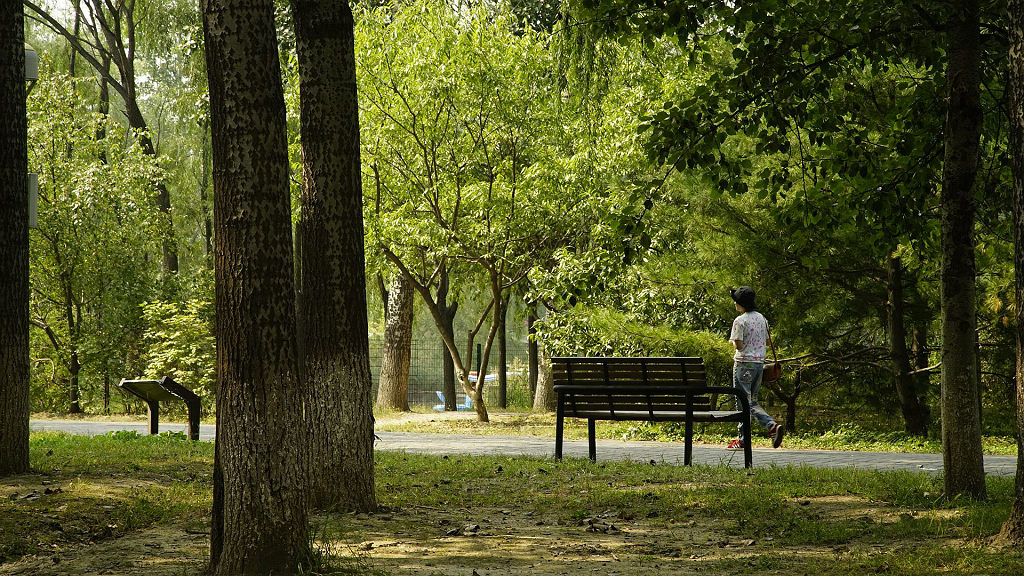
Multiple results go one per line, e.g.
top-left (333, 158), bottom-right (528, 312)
top-left (432, 390), bottom-right (473, 411)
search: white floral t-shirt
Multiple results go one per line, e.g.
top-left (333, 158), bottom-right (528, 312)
top-left (730, 311), bottom-right (769, 362)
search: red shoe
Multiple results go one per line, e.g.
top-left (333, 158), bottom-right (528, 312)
top-left (726, 439), bottom-right (744, 451)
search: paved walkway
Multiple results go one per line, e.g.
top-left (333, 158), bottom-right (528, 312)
top-left (29, 419), bottom-right (1019, 477)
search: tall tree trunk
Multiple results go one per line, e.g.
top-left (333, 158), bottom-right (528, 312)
top-left (376, 273), bottom-right (413, 411)
top-left (292, 0), bottom-right (376, 512)
top-left (999, 0), bottom-right (1024, 543)
top-left (887, 255), bottom-right (929, 436)
top-left (532, 348), bottom-right (555, 412)
top-left (437, 261), bottom-right (458, 411)
top-left (203, 0), bottom-right (309, 573)
top-left (0, 1), bottom-right (31, 475)
top-left (940, 0), bottom-right (986, 500)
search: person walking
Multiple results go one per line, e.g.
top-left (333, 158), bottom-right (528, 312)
top-left (727, 286), bottom-right (784, 450)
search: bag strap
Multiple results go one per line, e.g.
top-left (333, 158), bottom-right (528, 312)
top-left (765, 317), bottom-right (778, 364)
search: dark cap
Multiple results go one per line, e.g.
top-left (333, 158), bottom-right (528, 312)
top-left (730, 286), bottom-right (756, 310)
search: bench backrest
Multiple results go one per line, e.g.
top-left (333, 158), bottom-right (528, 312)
top-left (551, 357), bottom-right (714, 413)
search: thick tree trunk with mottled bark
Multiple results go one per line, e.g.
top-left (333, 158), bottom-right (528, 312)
top-left (887, 255), bottom-right (929, 436)
top-left (0, 0), bottom-right (31, 476)
top-left (999, 0), bottom-right (1024, 543)
top-left (203, 0), bottom-right (309, 573)
top-left (940, 0), bottom-right (986, 500)
top-left (292, 0), bottom-right (376, 512)
top-left (376, 274), bottom-right (413, 411)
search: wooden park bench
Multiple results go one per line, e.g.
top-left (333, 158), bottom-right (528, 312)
top-left (552, 356), bottom-right (753, 468)
top-left (118, 376), bottom-right (202, 441)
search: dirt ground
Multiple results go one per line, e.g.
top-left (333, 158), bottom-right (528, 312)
top-left (0, 487), bottom-right (924, 576)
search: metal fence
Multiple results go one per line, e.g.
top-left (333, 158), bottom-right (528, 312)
top-left (369, 338), bottom-right (531, 408)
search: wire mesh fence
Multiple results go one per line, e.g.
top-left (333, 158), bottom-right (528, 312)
top-left (369, 338), bottom-right (532, 409)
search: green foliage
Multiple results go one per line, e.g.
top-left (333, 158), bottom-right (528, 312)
top-left (358, 0), bottom-right (573, 276)
top-left (539, 305), bottom-right (733, 386)
top-left (139, 298), bottom-right (216, 405)
top-left (26, 62), bottom-right (161, 412)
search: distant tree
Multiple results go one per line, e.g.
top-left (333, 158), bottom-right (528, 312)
top-left (376, 272), bottom-right (414, 412)
top-left (360, 0), bottom-right (576, 421)
top-left (202, 0), bottom-right (309, 572)
top-left (0, 0), bottom-right (31, 476)
top-left (26, 72), bottom-right (159, 414)
top-left (291, 0), bottom-right (376, 512)
top-left (25, 0), bottom-right (180, 275)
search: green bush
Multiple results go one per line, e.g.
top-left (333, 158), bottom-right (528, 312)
top-left (139, 299), bottom-right (216, 410)
top-left (537, 305), bottom-right (735, 386)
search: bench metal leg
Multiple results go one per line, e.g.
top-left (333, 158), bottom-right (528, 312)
top-left (684, 419), bottom-right (693, 466)
top-left (555, 400), bottom-right (564, 460)
top-left (587, 419), bottom-right (596, 462)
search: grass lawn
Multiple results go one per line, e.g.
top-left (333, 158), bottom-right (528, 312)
top-left (1, 431), bottom-right (1023, 575)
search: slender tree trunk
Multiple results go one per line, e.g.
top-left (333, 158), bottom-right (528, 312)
top-left (292, 0), bottom-right (376, 512)
top-left (527, 308), bottom-right (538, 398)
top-left (438, 262), bottom-right (458, 411)
top-left (376, 273), bottom-right (413, 411)
top-left (497, 294), bottom-right (509, 409)
top-left (912, 316), bottom-right (932, 397)
top-left (999, 0), bottom-right (1024, 543)
top-left (532, 348), bottom-right (555, 412)
top-left (887, 255), bottom-right (929, 436)
top-left (68, 351), bottom-right (82, 413)
top-left (0, 1), bottom-right (31, 475)
top-left (940, 0), bottom-right (986, 500)
top-left (203, 0), bottom-right (309, 572)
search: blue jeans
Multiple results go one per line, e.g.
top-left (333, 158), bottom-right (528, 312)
top-left (733, 361), bottom-right (777, 440)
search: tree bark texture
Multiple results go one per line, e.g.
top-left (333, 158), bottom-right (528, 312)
top-left (940, 0), bottom-right (987, 500)
top-left (1000, 0), bottom-right (1024, 543)
top-left (292, 0), bottom-right (376, 512)
top-left (376, 273), bottom-right (413, 412)
top-left (887, 255), bottom-right (929, 436)
top-left (202, 0), bottom-right (309, 572)
top-left (0, 0), bottom-right (31, 476)
top-left (532, 348), bottom-right (555, 412)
